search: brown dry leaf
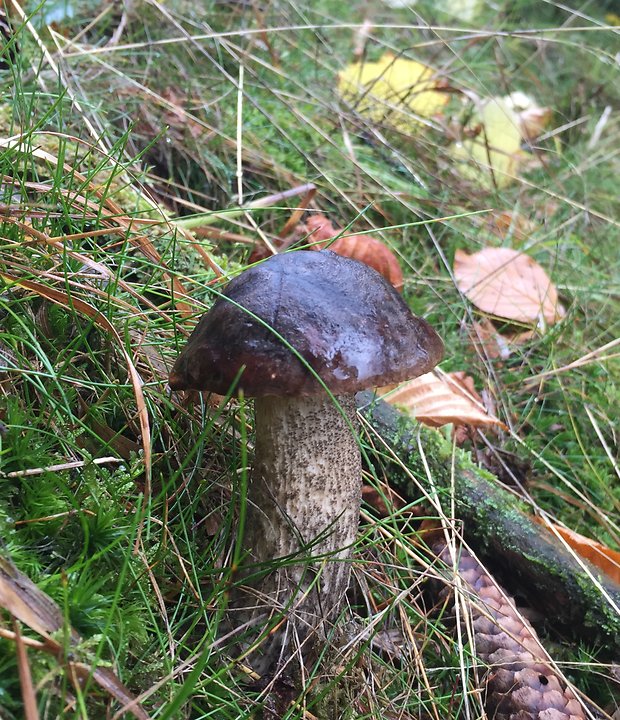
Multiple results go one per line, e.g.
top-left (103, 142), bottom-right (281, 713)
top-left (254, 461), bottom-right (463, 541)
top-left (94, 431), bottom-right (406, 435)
top-left (536, 521), bottom-right (620, 585)
top-left (467, 318), bottom-right (536, 360)
top-left (504, 328), bottom-right (536, 345)
top-left (303, 214), bottom-right (340, 245)
top-left (379, 371), bottom-right (505, 429)
top-left (362, 485), bottom-right (405, 517)
top-left (486, 210), bottom-right (537, 242)
top-left (327, 235), bottom-right (404, 292)
top-left (301, 214), bottom-right (404, 291)
top-left (467, 318), bottom-right (512, 360)
top-left (454, 247), bottom-right (565, 325)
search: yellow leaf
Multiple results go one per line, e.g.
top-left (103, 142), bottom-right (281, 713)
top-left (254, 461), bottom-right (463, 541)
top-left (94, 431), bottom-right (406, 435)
top-left (504, 91), bottom-right (553, 141)
top-left (451, 97), bottom-right (525, 189)
top-left (379, 372), bottom-right (505, 429)
top-left (338, 52), bottom-right (448, 130)
top-left (454, 247), bottom-right (565, 325)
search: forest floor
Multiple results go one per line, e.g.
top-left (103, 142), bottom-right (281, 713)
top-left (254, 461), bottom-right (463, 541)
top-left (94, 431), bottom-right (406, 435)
top-left (0, 1), bottom-right (619, 718)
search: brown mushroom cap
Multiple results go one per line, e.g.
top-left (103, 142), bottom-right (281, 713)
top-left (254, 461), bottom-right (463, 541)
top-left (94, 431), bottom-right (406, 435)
top-left (169, 250), bottom-right (443, 397)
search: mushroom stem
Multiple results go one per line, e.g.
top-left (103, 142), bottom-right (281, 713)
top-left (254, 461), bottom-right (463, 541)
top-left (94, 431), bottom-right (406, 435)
top-left (236, 393), bottom-right (361, 673)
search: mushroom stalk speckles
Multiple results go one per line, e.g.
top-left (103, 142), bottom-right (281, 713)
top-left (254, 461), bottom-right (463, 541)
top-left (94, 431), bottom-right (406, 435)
top-left (238, 394), bottom-right (361, 674)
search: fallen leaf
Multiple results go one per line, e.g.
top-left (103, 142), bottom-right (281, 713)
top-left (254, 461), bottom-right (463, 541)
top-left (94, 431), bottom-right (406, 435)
top-left (338, 52), bottom-right (448, 129)
top-left (302, 214), bottom-right (404, 291)
top-left (504, 91), bottom-right (553, 142)
top-left (536, 521), bottom-right (620, 585)
top-left (466, 318), bottom-right (513, 360)
top-left (0, 556), bottom-right (67, 638)
top-left (362, 485), bottom-right (406, 517)
top-left (379, 371), bottom-right (505, 429)
top-left (454, 247), bottom-right (565, 325)
top-left (485, 210), bottom-right (537, 242)
top-left (504, 328), bottom-right (537, 345)
top-left (324, 235), bottom-right (403, 292)
top-left (466, 318), bottom-right (537, 360)
top-left (451, 97), bottom-right (525, 189)
top-left (303, 214), bottom-right (341, 245)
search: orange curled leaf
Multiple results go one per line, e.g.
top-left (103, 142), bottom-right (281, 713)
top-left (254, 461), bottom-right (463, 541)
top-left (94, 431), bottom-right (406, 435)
top-left (326, 235), bottom-right (404, 292)
top-left (303, 214), bottom-right (341, 245)
top-left (536, 521), bottom-right (620, 585)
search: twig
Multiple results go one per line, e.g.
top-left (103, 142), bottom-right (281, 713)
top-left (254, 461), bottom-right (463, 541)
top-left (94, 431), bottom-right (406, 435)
top-left (3, 456), bottom-right (122, 478)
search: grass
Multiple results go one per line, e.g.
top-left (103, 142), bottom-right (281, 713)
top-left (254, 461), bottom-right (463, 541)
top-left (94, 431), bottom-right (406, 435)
top-left (0, 0), bottom-right (619, 717)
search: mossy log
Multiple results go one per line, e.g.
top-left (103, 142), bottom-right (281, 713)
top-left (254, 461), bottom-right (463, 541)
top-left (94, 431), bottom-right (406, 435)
top-left (356, 392), bottom-right (620, 653)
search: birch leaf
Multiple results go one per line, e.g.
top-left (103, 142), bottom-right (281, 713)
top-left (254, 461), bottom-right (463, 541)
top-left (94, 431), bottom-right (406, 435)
top-left (504, 91), bottom-right (553, 141)
top-left (454, 247), bottom-right (565, 325)
top-left (451, 97), bottom-right (525, 189)
top-left (338, 52), bottom-right (448, 129)
top-left (379, 371), bottom-right (505, 429)
top-left (435, 0), bottom-right (484, 22)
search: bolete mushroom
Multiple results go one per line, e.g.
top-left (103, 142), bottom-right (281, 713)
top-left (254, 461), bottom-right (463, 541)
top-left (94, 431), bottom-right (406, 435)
top-left (169, 250), bottom-right (443, 674)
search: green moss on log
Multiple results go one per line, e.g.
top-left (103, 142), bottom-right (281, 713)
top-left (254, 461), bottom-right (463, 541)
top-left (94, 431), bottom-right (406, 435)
top-left (357, 393), bottom-right (620, 651)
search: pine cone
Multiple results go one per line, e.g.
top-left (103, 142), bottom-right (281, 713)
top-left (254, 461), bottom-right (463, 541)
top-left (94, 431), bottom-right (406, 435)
top-left (431, 539), bottom-right (585, 720)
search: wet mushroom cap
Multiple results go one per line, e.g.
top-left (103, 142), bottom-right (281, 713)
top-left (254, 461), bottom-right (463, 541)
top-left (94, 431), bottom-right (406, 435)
top-left (169, 250), bottom-right (443, 396)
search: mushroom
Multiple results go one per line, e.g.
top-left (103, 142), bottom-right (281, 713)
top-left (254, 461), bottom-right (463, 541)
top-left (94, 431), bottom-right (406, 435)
top-left (169, 250), bottom-right (443, 674)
